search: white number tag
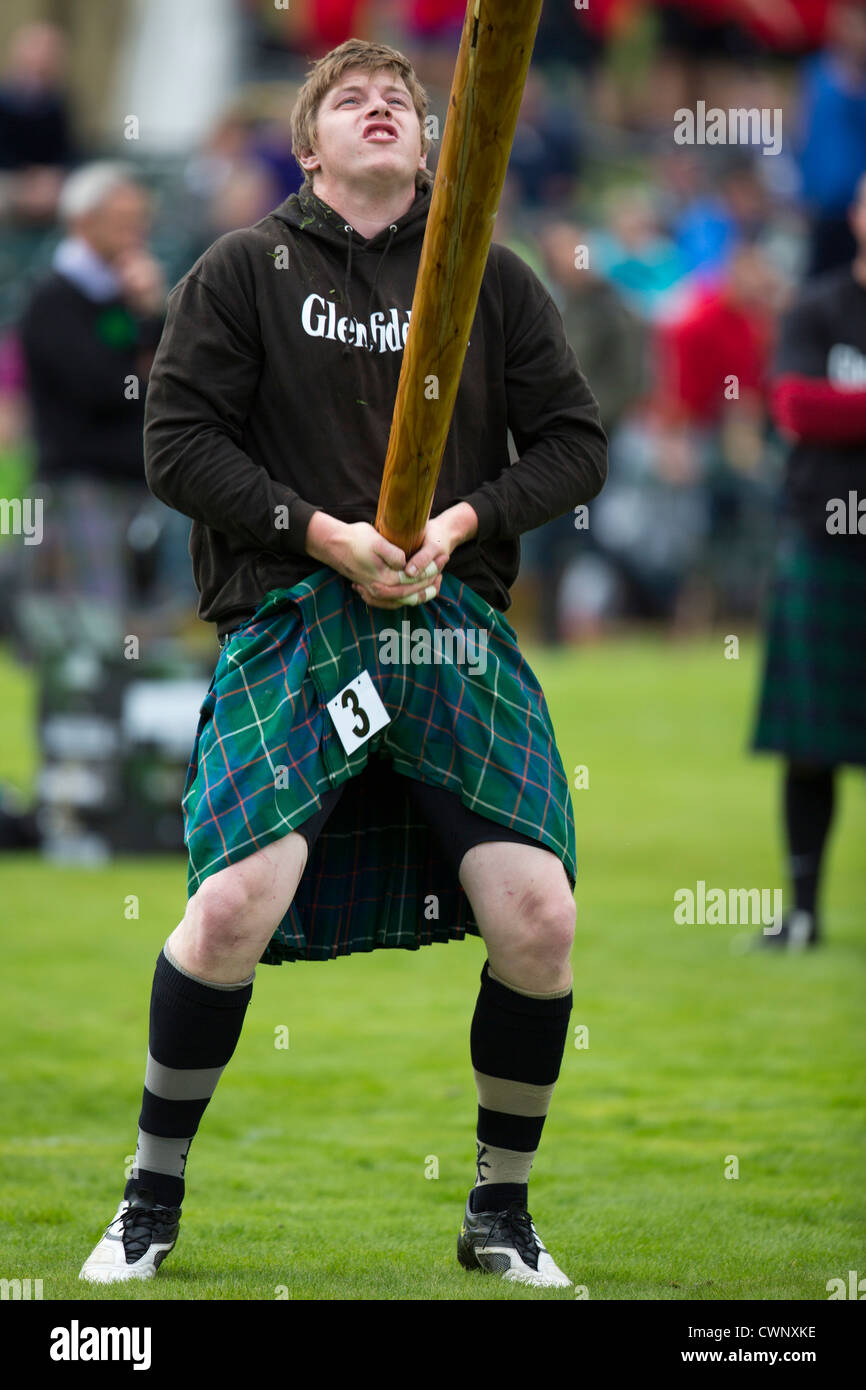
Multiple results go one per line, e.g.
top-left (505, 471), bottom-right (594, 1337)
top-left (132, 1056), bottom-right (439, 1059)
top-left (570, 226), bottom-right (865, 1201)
top-left (326, 669), bottom-right (391, 755)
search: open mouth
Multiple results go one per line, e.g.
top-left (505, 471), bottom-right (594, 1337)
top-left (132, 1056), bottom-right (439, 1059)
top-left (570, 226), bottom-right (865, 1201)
top-left (364, 124), bottom-right (397, 141)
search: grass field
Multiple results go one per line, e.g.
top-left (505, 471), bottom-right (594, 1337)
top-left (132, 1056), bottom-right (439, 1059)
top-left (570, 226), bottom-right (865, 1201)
top-left (1, 634), bottom-right (864, 1301)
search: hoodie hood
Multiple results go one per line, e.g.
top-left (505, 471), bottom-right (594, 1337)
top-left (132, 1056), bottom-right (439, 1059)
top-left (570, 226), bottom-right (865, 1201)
top-left (271, 182), bottom-right (433, 357)
top-left (272, 179), bottom-right (433, 246)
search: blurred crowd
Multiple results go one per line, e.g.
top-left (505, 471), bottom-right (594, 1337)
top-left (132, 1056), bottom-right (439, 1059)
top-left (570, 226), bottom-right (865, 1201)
top-left (1, 0), bottom-right (866, 648)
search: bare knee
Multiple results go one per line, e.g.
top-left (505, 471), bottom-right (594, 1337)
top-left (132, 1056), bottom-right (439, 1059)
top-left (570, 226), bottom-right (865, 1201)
top-left (522, 890), bottom-right (576, 962)
top-left (167, 834), bottom-right (307, 982)
top-left (492, 883), bottom-right (576, 995)
top-left (185, 855), bottom-right (288, 956)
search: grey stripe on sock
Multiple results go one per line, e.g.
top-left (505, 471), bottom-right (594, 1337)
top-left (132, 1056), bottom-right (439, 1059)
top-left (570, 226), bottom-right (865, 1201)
top-left (163, 938), bottom-right (255, 989)
top-left (476, 1141), bottom-right (535, 1186)
top-left (474, 1068), bottom-right (556, 1117)
top-left (134, 1130), bottom-right (191, 1179)
top-left (145, 1050), bottom-right (226, 1101)
top-left (487, 964), bottom-right (571, 999)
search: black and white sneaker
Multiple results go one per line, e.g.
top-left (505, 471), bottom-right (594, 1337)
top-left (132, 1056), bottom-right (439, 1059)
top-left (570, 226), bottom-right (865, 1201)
top-left (759, 910), bottom-right (820, 951)
top-left (79, 1190), bottom-right (181, 1283)
top-left (457, 1195), bottom-right (571, 1288)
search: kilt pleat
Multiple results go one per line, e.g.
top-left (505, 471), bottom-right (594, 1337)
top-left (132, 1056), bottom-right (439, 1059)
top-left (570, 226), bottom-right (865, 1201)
top-left (752, 527), bottom-right (866, 766)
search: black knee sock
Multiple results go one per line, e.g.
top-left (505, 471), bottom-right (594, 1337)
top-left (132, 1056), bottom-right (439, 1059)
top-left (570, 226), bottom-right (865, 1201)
top-left (124, 944), bottom-right (254, 1209)
top-left (469, 960), bottom-right (572, 1215)
top-left (784, 763), bottom-right (835, 920)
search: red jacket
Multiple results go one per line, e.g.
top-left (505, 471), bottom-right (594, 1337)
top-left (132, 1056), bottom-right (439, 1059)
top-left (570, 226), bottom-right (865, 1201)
top-left (658, 287), bottom-right (773, 426)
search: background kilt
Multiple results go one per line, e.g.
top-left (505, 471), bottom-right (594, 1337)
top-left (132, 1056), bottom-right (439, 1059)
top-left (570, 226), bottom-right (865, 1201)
top-left (182, 565), bottom-right (577, 965)
top-left (752, 524), bottom-right (866, 766)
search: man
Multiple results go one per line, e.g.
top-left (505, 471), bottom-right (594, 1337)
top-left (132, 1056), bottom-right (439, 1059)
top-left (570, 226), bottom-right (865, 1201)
top-left (528, 220), bottom-right (646, 641)
top-left (0, 21), bottom-right (74, 226)
top-left (797, 0), bottom-right (866, 277)
top-left (752, 169), bottom-right (866, 948)
top-left (17, 162), bottom-right (167, 616)
top-left (79, 39), bottom-right (607, 1289)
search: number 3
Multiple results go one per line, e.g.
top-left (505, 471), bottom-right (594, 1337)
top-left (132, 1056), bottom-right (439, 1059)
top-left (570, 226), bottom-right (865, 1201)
top-left (341, 687), bottom-right (370, 738)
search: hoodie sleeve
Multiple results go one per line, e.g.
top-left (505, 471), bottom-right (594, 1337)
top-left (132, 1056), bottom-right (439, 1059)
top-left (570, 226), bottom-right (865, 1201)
top-left (144, 240), bottom-right (318, 556)
top-left (457, 246), bottom-right (608, 542)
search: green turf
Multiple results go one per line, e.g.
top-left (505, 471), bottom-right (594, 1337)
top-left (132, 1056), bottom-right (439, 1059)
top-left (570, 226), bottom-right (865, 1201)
top-left (1, 635), bottom-right (864, 1300)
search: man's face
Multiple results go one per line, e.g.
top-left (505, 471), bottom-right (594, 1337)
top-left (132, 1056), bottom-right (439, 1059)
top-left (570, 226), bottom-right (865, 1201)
top-left (540, 224), bottom-right (588, 289)
top-left (303, 67), bottom-right (425, 191)
top-left (75, 184), bottom-right (150, 264)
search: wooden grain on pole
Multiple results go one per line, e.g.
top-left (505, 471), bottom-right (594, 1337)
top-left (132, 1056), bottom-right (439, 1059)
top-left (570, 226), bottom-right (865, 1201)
top-left (374, 0), bottom-right (544, 557)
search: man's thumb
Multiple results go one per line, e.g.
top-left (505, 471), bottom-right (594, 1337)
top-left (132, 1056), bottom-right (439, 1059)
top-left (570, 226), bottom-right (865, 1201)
top-left (377, 540), bottom-right (407, 572)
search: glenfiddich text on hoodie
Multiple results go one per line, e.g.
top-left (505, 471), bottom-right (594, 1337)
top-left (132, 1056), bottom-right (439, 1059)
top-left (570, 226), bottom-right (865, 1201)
top-left (301, 293), bottom-right (412, 352)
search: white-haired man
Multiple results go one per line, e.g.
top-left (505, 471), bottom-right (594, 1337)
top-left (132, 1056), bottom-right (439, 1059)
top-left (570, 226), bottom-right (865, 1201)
top-left (17, 161), bottom-right (166, 608)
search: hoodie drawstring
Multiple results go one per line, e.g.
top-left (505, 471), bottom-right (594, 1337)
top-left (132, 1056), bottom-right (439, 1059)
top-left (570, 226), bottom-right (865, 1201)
top-left (367, 223), bottom-right (398, 322)
top-left (340, 222), bottom-right (399, 358)
top-left (341, 224), bottom-right (355, 356)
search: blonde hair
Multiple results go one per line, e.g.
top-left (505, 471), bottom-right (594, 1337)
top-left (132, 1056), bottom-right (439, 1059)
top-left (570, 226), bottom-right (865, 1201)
top-left (290, 38), bottom-right (434, 192)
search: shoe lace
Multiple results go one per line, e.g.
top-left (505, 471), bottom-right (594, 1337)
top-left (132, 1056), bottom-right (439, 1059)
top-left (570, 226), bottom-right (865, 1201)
top-left (487, 1202), bottom-right (539, 1269)
top-left (111, 1197), bottom-right (177, 1263)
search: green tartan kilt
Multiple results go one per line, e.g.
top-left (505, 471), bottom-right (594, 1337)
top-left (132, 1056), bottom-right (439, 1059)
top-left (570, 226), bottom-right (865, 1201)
top-left (752, 525), bottom-right (866, 766)
top-left (181, 565), bottom-right (577, 964)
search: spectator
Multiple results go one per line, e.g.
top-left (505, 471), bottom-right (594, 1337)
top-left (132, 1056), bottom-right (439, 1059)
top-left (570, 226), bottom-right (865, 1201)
top-left (184, 109), bottom-right (283, 243)
top-left (592, 187), bottom-right (687, 320)
top-left (539, 220), bottom-right (648, 435)
top-left (533, 0), bottom-right (611, 73)
top-left (524, 222), bottom-right (647, 642)
top-left (656, 244), bottom-right (781, 433)
top-left (654, 0), bottom-right (767, 115)
top-left (15, 162), bottom-right (176, 629)
top-left (653, 245), bottom-right (786, 609)
top-left (672, 159), bottom-right (771, 279)
top-left (0, 22), bottom-right (75, 227)
top-left (581, 246), bottom-right (784, 629)
top-left (508, 72), bottom-right (582, 210)
top-left (752, 169), bottom-right (866, 948)
top-left (797, 0), bottom-right (866, 274)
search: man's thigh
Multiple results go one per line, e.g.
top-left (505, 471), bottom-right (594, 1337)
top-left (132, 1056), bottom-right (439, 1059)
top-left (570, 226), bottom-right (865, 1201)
top-left (457, 839), bottom-right (573, 930)
top-left (290, 781), bottom-right (345, 855)
top-left (291, 767), bottom-right (575, 964)
top-left (404, 776), bottom-right (574, 939)
top-left (458, 838), bottom-right (576, 991)
top-left (403, 776), bottom-right (542, 870)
